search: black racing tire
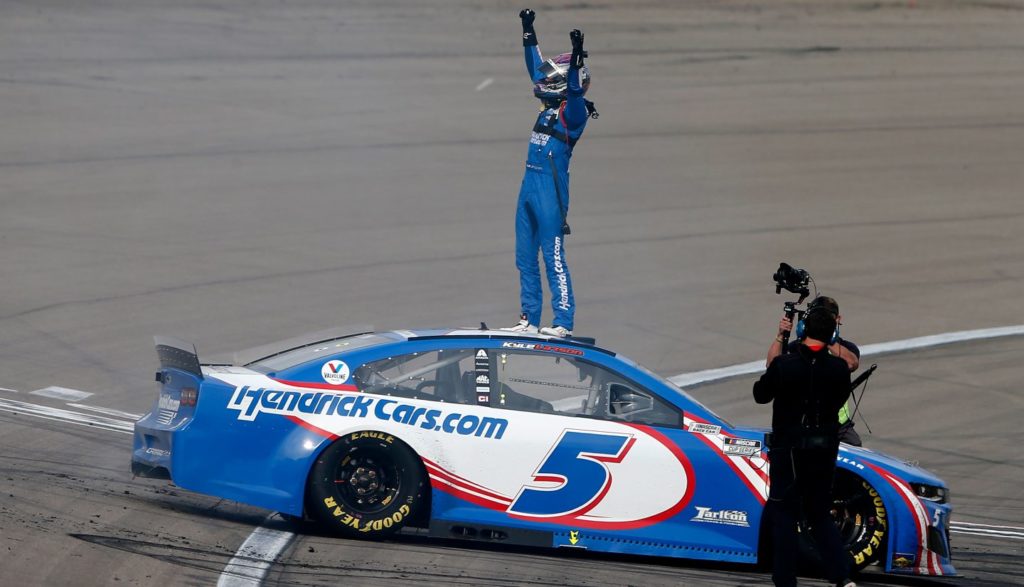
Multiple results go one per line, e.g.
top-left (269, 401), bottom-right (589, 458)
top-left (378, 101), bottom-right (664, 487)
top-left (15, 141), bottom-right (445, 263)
top-left (307, 431), bottom-right (427, 537)
top-left (797, 470), bottom-right (889, 572)
top-left (833, 472), bottom-right (889, 570)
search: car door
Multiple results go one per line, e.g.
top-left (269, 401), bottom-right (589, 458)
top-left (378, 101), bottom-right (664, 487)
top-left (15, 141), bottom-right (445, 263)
top-left (483, 346), bottom-right (765, 560)
top-left (475, 347), bottom-right (703, 539)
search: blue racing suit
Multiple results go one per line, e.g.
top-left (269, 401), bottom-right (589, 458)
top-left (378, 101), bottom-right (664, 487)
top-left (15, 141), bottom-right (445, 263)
top-left (516, 46), bottom-right (589, 330)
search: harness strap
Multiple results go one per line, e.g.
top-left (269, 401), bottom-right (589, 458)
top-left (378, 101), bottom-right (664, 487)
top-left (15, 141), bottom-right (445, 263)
top-left (533, 109), bottom-right (577, 148)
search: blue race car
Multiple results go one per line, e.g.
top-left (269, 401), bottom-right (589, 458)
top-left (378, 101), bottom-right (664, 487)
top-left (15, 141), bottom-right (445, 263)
top-left (132, 326), bottom-right (954, 577)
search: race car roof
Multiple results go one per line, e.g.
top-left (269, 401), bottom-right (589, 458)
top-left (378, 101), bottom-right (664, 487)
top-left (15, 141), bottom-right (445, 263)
top-left (224, 325), bottom-right (608, 369)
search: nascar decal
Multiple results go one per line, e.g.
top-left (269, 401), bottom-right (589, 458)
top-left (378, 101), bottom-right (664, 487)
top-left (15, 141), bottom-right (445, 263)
top-left (225, 385), bottom-right (507, 440)
top-left (426, 423), bottom-right (695, 531)
top-left (687, 422), bottom-right (721, 435)
top-left (321, 360), bottom-right (350, 385)
top-left (684, 414), bottom-right (768, 504)
top-left (722, 437), bottom-right (761, 457)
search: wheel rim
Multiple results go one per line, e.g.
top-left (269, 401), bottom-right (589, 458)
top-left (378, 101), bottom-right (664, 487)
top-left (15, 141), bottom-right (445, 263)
top-left (832, 476), bottom-right (886, 561)
top-left (795, 474), bottom-right (887, 570)
top-left (333, 448), bottom-right (401, 515)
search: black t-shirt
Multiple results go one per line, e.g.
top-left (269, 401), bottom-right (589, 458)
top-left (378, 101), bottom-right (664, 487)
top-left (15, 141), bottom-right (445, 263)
top-left (754, 344), bottom-right (852, 448)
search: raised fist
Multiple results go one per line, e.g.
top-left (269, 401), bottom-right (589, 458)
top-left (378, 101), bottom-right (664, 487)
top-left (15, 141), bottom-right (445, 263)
top-left (520, 9), bottom-right (538, 46)
top-left (570, 29), bottom-right (584, 51)
top-left (569, 29), bottom-right (587, 68)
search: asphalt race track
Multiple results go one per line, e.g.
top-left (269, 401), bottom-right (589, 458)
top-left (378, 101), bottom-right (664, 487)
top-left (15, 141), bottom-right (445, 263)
top-left (2, 1), bottom-right (1022, 586)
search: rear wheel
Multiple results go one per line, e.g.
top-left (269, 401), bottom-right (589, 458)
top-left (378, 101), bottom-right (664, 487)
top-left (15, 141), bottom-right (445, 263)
top-left (307, 431), bottom-right (427, 537)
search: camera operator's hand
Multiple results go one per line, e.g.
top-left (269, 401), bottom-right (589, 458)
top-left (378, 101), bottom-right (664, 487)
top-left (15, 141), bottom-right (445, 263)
top-left (767, 316), bottom-right (792, 367)
top-left (777, 316), bottom-right (793, 338)
top-left (570, 29), bottom-right (587, 68)
top-left (520, 9), bottom-right (538, 46)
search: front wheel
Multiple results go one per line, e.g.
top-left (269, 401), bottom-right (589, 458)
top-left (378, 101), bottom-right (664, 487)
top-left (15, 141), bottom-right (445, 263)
top-left (307, 431), bottom-right (427, 537)
top-left (797, 470), bottom-right (889, 572)
top-left (832, 472), bottom-right (888, 570)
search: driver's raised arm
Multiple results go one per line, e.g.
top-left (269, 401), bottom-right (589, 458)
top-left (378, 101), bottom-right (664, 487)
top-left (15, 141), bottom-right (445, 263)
top-left (563, 28), bottom-right (588, 131)
top-left (520, 9), bottom-right (545, 81)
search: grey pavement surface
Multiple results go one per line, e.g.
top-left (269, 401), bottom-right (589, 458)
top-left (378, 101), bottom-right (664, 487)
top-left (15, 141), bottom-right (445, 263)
top-left (1, 0), bottom-right (1022, 585)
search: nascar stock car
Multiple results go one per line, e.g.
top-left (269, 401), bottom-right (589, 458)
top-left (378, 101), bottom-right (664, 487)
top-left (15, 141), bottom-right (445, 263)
top-left (132, 326), bottom-right (954, 577)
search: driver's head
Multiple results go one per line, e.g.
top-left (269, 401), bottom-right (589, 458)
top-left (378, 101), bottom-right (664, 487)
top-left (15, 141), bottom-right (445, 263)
top-left (534, 52), bottom-right (591, 104)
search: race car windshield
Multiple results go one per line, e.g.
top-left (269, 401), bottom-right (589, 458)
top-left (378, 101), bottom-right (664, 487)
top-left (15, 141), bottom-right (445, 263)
top-left (630, 360), bottom-right (731, 427)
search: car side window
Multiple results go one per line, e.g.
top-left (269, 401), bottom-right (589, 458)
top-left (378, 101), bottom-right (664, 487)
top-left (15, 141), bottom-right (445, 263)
top-left (353, 348), bottom-right (477, 404)
top-left (493, 350), bottom-right (681, 427)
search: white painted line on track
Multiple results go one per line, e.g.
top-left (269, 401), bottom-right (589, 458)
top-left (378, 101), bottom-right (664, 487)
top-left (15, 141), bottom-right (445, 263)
top-left (219, 324), bottom-right (1024, 585)
top-left (67, 403), bottom-right (143, 420)
top-left (950, 521), bottom-right (1024, 540)
top-left (668, 360), bottom-right (764, 388)
top-left (950, 529), bottom-right (1024, 540)
top-left (0, 398), bottom-right (132, 434)
top-left (954, 521), bottom-right (1024, 530)
top-left (475, 77), bottom-right (494, 91)
top-left (30, 386), bottom-right (94, 401)
top-left (217, 514), bottom-right (296, 587)
top-left (0, 387), bottom-right (18, 393)
top-left (669, 324), bottom-right (1024, 387)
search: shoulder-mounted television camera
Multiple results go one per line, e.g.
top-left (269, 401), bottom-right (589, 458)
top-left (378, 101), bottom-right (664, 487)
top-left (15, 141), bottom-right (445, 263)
top-left (772, 262), bottom-right (815, 352)
top-left (773, 262), bottom-right (811, 301)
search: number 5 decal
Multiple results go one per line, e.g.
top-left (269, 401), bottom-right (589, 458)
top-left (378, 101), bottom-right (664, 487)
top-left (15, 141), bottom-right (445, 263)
top-left (508, 430), bottom-right (635, 518)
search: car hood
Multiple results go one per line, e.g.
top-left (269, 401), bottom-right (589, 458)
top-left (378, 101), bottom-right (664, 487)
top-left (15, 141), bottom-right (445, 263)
top-left (731, 425), bottom-right (947, 488)
top-left (839, 443), bottom-right (948, 487)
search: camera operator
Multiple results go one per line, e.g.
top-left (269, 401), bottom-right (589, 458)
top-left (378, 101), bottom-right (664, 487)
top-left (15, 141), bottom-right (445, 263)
top-left (767, 296), bottom-right (863, 446)
top-left (754, 307), bottom-right (856, 587)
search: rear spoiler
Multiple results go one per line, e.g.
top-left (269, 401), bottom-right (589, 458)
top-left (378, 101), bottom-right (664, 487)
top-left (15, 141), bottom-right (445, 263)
top-left (211, 324), bottom-right (375, 367)
top-left (154, 335), bottom-right (203, 379)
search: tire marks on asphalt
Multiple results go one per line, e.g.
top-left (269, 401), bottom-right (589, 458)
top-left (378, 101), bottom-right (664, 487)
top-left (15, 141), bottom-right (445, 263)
top-left (0, 397), bottom-right (132, 434)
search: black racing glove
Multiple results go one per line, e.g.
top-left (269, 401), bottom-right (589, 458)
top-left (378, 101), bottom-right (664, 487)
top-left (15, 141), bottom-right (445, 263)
top-left (520, 9), bottom-right (537, 46)
top-left (569, 29), bottom-right (587, 68)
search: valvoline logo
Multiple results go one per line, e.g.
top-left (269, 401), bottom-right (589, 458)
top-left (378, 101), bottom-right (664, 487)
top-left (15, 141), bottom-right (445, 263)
top-left (321, 360), bottom-right (350, 385)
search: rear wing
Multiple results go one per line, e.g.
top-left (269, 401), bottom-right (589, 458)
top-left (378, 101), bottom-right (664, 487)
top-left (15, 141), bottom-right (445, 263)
top-left (154, 325), bottom-right (375, 375)
top-left (154, 335), bottom-right (203, 379)
top-left (207, 324), bottom-right (375, 367)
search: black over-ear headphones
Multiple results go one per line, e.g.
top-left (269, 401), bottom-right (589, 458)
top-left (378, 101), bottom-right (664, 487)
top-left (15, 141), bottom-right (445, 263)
top-left (795, 301), bottom-right (840, 344)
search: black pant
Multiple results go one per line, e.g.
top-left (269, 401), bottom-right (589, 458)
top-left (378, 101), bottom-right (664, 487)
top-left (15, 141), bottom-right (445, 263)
top-left (838, 421), bottom-right (862, 447)
top-left (766, 446), bottom-right (850, 587)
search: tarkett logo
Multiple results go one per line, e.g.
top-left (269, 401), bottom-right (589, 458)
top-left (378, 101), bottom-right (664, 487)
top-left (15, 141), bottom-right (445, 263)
top-left (691, 507), bottom-right (749, 527)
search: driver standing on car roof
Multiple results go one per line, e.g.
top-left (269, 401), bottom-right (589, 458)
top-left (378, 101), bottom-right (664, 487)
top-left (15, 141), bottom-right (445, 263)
top-left (754, 306), bottom-right (857, 587)
top-left (501, 8), bottom-right (597, 339)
